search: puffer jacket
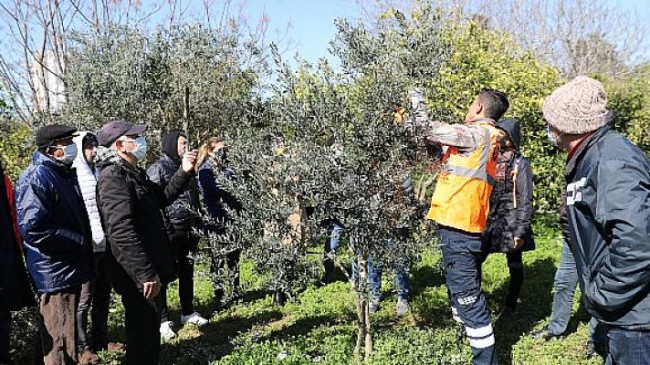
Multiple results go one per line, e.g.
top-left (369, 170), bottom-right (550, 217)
top-left (566, 125), bottom-right (650, 329)
top-left (0, 162), bottom-right (36, 310)
top-left (73, 132), bottom-right (106, 252)
top-left (484, 119), bottom-right (535, 253)
top-left (96, 147), bottom-right (192, 286)
top-left (15, 152), bottom-right (93, 294)
top-left (147, 154), bottom-right (200, 233)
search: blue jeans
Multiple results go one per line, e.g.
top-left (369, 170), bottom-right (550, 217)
top-left (323, 222), bottom-right (345, 277)
top-left (324, 222), bottom-right (344, 253)
top-left (604, 327), bottom-right (650, 365)
top-left (548, 240), bottom-right (597, 342)
top-left (351, 239), bottom-right (410, 301)
top-left (439, 227), bottom-right (498, 365)
top-left (367, 255), bottom-right (410, 301)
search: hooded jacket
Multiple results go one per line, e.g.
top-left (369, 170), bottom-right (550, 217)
top-left (0, 162), bottom-right (36, 309)
top-left (483, 119), bottom-right (535, 253)
top-left (15, 152), bottom-right (93, 294)
top-left (95, 146), bottom-right (191, 286)
top-left (566, 125), bottom-right (650, 329)
top-left (147, 131), bottom-right (200, 232)
top-left (73, 132), bottom-right (106, 252)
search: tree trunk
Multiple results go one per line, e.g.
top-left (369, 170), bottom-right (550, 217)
top-left (353, 255), bottom-right (373, 362)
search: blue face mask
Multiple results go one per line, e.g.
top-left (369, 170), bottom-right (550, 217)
top-left (54, 143), bottom-right (78, 165)
top-left (130, 136), bottom-right (148, 160)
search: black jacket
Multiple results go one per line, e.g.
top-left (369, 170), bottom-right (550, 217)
top-left (566, 125), bottom-right (650, 329)
top-left (0, 162), bottom-right (35, 310)
top-left (147, 154), bottom-right (200, 232)
top-left (484, 119), bottom-right (535, 253)
top-left (96, 148), bottom-right (192, 286)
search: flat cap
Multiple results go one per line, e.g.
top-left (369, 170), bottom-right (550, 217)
top-left (97, 120), bottom-right (147, 147)
top-left (36, 124), bottom-right (78, 147)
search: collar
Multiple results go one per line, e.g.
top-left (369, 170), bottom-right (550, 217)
top-left (567, 131), bottom-right (595, 161)
top-left (565, 126), bottom-right (611, 178)
top-left (469, 118), bottom-right (496, 126)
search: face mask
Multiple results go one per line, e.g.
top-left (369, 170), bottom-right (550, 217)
top-left (54, 144), bottom-right (78, 165)
top-left (130, 136), bottom-right (148, 160)
top-left (547, 125), bottom-right (561, 147)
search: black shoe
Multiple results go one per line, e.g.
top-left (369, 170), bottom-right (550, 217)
top-left (531, 327), bottom-right (562, 341)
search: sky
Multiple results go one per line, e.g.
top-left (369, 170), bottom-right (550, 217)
top-left (238, 0), bottom-right (650, 65)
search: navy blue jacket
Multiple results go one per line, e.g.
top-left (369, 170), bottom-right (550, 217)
top-left (15, 152), bottom-right (93, 294)
top-left (197, 159), bottom-right (242, 232)
top-left (566, 125), bottom-right (650, 329)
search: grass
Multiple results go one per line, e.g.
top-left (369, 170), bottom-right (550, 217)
top-left (14, 224), bottom-right (602, 364)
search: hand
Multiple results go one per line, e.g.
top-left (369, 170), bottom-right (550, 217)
top-left (142, 275), bottom-right (161, 300)
top-left (181, 149), bottom-right (198, 173)
top-left (513, 237), bottom-right (524, 250)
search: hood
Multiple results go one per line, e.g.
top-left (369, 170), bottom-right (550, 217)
top-left (72, 131), bottom-right (92, 170)
top-left (162, 130), bottom-right (186, 165)
top-left (496, 118), bottom-right (521, 150)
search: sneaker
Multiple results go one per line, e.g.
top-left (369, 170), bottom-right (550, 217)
top-left (160, 321), bottom-right (177, 342)
top-left (531, 326), bottom-right (562, 341)
top-left (180, 312), bottom-right (208, 327)
top-left (396, 298), bottom-right (410, 317)
top-left (77, 348), bottom-right (99, 365)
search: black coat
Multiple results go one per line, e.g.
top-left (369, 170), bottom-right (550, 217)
top-left (484, 119), bottom-right (535, 253)
top-left (147, 154), bottom-right (200, 232)
top-left (0, 162), bottom-right (35, 310)
top-left (96, 149), bottom-right (192, 286)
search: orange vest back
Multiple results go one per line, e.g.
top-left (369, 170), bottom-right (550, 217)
top-left (426, 123), bottom-right (500, 233)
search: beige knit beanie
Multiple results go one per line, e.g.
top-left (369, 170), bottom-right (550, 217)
top-left (542, 76), bottom-right (614, 134)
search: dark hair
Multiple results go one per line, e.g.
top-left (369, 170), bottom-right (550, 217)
top-left (478, 88), bottom-right (509, 120)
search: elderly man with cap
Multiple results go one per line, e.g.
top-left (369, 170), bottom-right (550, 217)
top-left (544, 76), bottom-right (650, 364)
top-left (15, 124), bottom-right (94, 365)
top-left (95, 120), bottom-right (197, 364)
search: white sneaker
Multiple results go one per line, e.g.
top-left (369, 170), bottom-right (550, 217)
top-left (180, 312), bottom-right (208, 326)
top-left (160, 321), bottom-right (176, 342)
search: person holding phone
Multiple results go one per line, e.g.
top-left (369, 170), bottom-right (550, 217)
top-left (148, 130), bottom-right (207, 342)
top-left (95, 121), bottom-right (197, 364)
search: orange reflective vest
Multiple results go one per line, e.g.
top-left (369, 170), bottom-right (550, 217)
top-left (426, 122), bottom-right (500, 233)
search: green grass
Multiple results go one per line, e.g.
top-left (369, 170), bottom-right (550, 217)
top-left (15, 225), bottom-right (602, 364)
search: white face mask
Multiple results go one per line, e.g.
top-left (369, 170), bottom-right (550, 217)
top-left (131, 136), bottom-right (148, 160)
top-left (121, 136), bottom-right (148, 160)
top-left (547, 125), bottom-right (562, 147)
top-left (54, 144), bottom-right (78, 165)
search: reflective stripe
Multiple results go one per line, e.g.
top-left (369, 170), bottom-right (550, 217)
top-left (469, 335), bottom-right (495, 349)
top-left (465, 324), bottom-right (493, 338)
top-left (444, 127), bottom-right (494, 185)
